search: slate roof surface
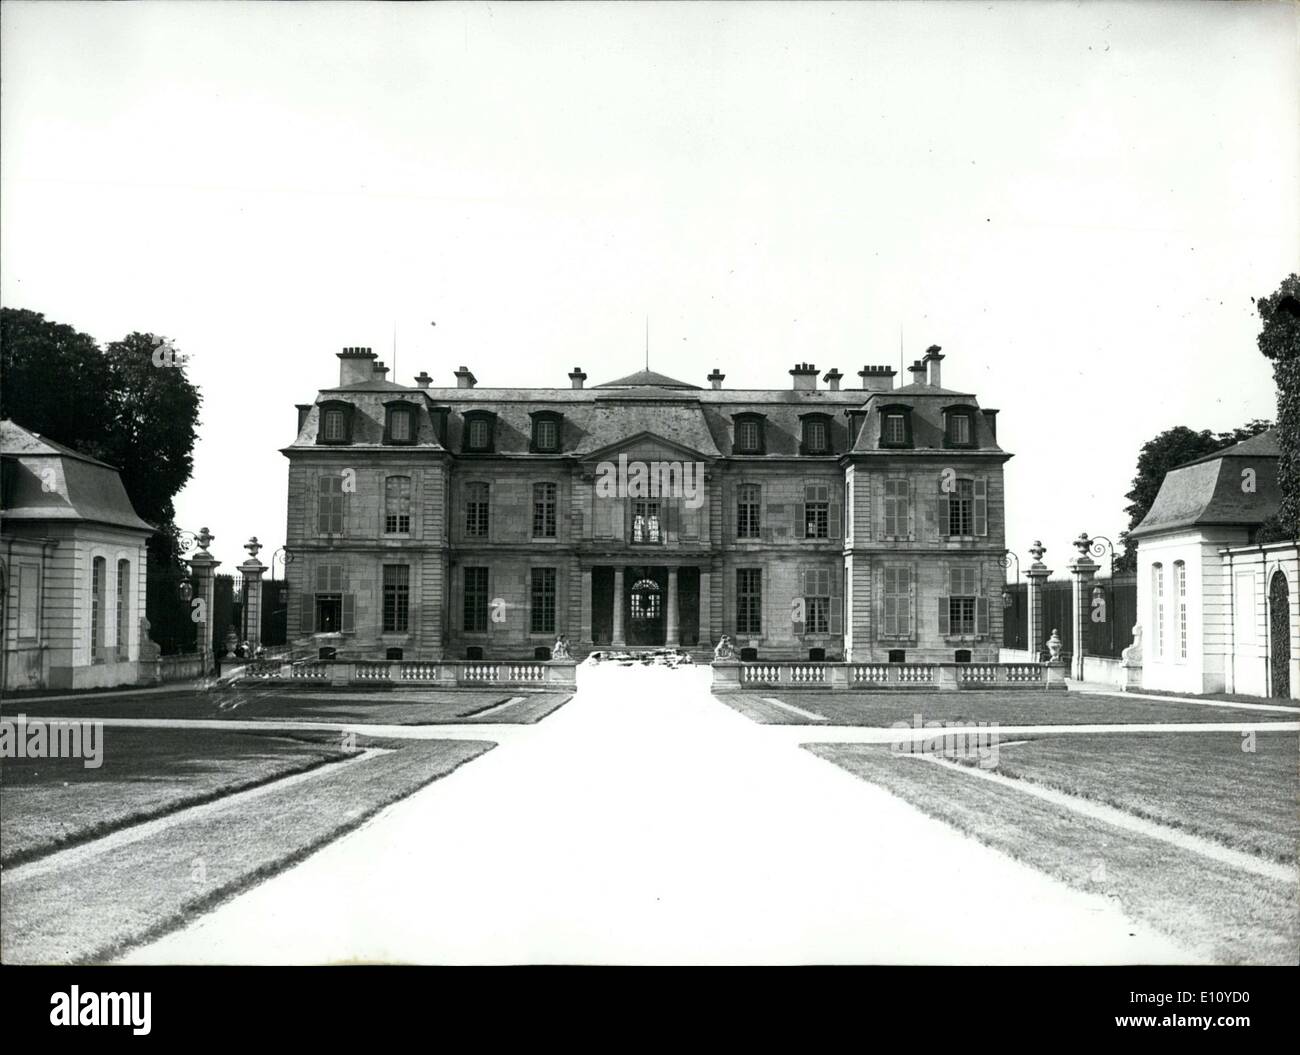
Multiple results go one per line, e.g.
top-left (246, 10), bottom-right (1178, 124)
top-left (0, 420), bottom-right (154, 532)
top-left (1130, 428), bottom-right (1282, 538)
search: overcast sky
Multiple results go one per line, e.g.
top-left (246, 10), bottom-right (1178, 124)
top-left (3, 1), bottom-right (1296, 578)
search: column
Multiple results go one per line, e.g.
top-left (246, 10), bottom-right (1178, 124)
top-left (239, 536), bottom-right (267, 654)
top-left (187, 527), bottom-right (220, 674)
top-left (699, 569), bottom-right (712, 648)
top-left (666, 566), bottom-right (679, 646)
top-left (1068, 533), bottom-right (1100, 682)
top-left (612, 566), bottom-right (625, 646)
top-left (580, 567), bottom-right (593, 645)
top-left (1025, 540), bottom-right (1051, 661)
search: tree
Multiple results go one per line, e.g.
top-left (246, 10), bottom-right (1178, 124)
top-left (1116, 419), bottom-right (1273, 573)
top-left (0, 308), bottom-right (113, 456)
top-left (1254, 273), bottom-right (1300, 541)
top-left (0, 309), bottom-right (202, 536)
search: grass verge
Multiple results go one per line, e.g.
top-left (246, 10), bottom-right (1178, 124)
top-left (806, 742), bottom-right (1299, 964)
top-left (0, 736), bottom-right (492, 964)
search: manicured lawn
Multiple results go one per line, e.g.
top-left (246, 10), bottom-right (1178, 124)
top-left (2, 688), bottom-right (573, 726)
top-left (721, 690), bottom-right (1289, 728)
top-left (0, 734), bottom-right (492, 964)
top-left (1, 727), bottom-right (348, 867)
top-left (806, 737), bottom-right (1299, 964)
top-left (953, 731), bottom-right (1299, 864)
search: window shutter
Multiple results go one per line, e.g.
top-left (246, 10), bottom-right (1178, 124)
top-left (938, 596), bottom-right (950, 636)
top-left (795, 501), bottom-right (806, 539)
top-left (830, 565), bottom-right (843, 635)
top-left (906, 481), bottom-right (915, 539)
top-left (883, 480), bottom-right (895, 538)
top-left (342, 594), bottom-right (355, 633)
top-left (883, 568), bottom-right (897, 637)
top-left (300, 592), bottom-right (314, 634)
top-left (974, 477), bottom-right (988, 536)
top-left (829, 499), bottom-right (841, 539)
top-left (937, 482), bottom-right (950, 536)
top-left (665, 498), bottom-right (680, 541)
top-left (905, 565), bottom-right (915, 637)
top-left (976, 595), bottom-right (989, 636)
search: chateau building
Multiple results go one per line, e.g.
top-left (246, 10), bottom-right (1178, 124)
top-left (283, 345), bottom-right (1010, 662)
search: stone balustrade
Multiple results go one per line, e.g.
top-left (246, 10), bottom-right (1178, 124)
top-left (239, 658), bottom-right (576, 689)
top-left (713, 659), bottom-right (1066, 694)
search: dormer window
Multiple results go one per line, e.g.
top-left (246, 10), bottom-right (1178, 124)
top-left (529, 411), bottom-right (563, 453)
top-left (463, 410), bottom-right (496, 453)
top-left (800, 413), bottom-right (832, 455)
top-left (383, 401), bottom-right (418, 445)
top-left (732, 413), bottom-right (766, 455)
top-left (879, 405), bottom-right (913, 449)
top-left (944, 405), bottom-right (977, 449)
top-left (317, 400), bottom-right (354, 445)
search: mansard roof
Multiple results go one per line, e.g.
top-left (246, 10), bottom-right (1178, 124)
top-left (1130, 428), bottom-right (1281, 538)
top-left (0, 419), bottom-right (154, 532)
top-left (594, 368), bottom-right (700, 390)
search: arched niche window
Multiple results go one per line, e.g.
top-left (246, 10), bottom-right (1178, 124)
top-left (943, 404), bottom-right (978, 449)
top-left (462, 410), bottom-right (497, 453)
top-left (731, 412), bottom-right (767, 455)
top-left (800, 412), bottom-right (833, 455)
top-left (529, 410), bottom-right (563, 453)
top-left (383, 400), bottom-right (419, 445)
top-left (316, 400), bottom-right (355, 445)
top-left (878, 404), bottom-right (913, 449)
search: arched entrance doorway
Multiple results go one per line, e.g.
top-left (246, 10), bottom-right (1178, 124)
top-left (1269, 570), bottom-right (1291, 698)
top-left (626, 571), bottom-right (665, 646)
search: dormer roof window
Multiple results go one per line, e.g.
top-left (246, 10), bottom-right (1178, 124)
top-left (529, 410), bottom-right (563, 453)
top-left (800, 413), bottom-right (833, 455)
top-left (943, 404), bottom-right (978, 449)
top-left (732, 412), bottom-right (766, 455)
top-left (317, 400), bottom-right (355, 445)
top-left (879, 404), bottom-right (913, 449)
top-left (462, 410), bottom-right (497, 453)
top-left (383, 400), bottom-right (419, 445)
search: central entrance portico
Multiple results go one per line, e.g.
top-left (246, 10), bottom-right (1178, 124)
top-left (590, 565), bottom-right (702, 648)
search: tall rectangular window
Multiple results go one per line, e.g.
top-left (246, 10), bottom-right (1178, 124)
top-left (805, 568), bottom-right (831, 634)
top-left (804, 482), bottom-right (830, 539)
top-left (17, 565), bottom-right (38, 639)
top-left (632, 500), bottom-right (661, 543)
top-left (464, 567), bottom-right (489, 633)
top-left (383, 564), bottom-right (410, 633)
top-left (323, 409), bottom-right (347, 442)
top-left (737, 484), bottom-right (761, 539)
top-left (1176, 560), bottom-right (1187, 660)
top-left (316, 564), bottom-right (343, 633)
top-left (530, 567), bottom-right (557, 634)
top-left (883, 478), bottom-right (909, 538)
top-left (736, 568), bottom-right (762, 635)
top-left (384, 476), bottom-right (411, 534)
top-left (465, 482), bottom-right (490, 537)
top-left (90, 557), bottom-right (105, 660)
top-left (116, 559), bottom-right (130, 659)
top-left (883, 413), bottom-right (907, 446)
top-left (318, 474), bottom-right (344, 534)
top-left (949, 479), bottom-right (974, 536)
top-left (948, 566), bottom-right (978, 635)
top-left (533, 482), bottom-right (557, 538)
top-left (1152, 563), bottom-right (1164, 658)
top-left (883, 565), bottom-right (911, 637)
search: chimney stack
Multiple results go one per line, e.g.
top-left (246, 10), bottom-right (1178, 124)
top-left (923, 344), bottom-right (945, 388)
top-left (857, 365), bottom-right (897, 392)
top-left (295, 404), bottom-right (312, 433)
top-left (454, 365), bottom-right (477, 390)
top-left (414, 371), bottom-right (432, 389)
top-left (372, 361), bottom-right (389, 381)
top-left (823, 368), bottom-right (843, 392)
top-left (707, 368), bottom-right (725, 390)
top-left (907, 359), bottom-right (927, 386)
top-left (568, 367), bottom-right (587, 390)
top-left (789, 362), bottom-right (819, 392)
top-left (336, 346), bottom-right (377, 386)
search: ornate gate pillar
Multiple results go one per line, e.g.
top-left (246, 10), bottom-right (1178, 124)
top-left (1068, 533), bottom-right (1100, 681)
top-left (1025, 540), bottom-right (1052, 661)
top-left (239, 537), bottom-right (267, 654)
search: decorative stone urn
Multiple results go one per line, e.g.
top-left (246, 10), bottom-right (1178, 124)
top-left (1046, 629), bottom-right (1063, 662)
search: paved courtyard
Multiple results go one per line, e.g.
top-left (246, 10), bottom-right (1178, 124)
top-left (121, 665), bottom-right (1201, 965)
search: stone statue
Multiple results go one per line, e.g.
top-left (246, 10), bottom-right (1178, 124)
top-left (552, 635), bottom-right (571, 660)
top-left (713, 635), bottom-right (737, 661)
top-left (1121, 623), bottom-right (1143, 666)
top-left (1046, 629), bottom-right (1063, 662)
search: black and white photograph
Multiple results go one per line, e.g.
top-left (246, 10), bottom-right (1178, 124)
top-left (0, 0), bottom-right (1297, 1032)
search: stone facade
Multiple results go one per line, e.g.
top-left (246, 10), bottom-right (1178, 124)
top-left (282, 346), bottom-right (1010, 662)
top-left (0, 421), bottom-right (153, 691)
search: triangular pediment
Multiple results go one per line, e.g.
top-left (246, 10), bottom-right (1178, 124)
top-left (579, 430), bottom-right (715, 466)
